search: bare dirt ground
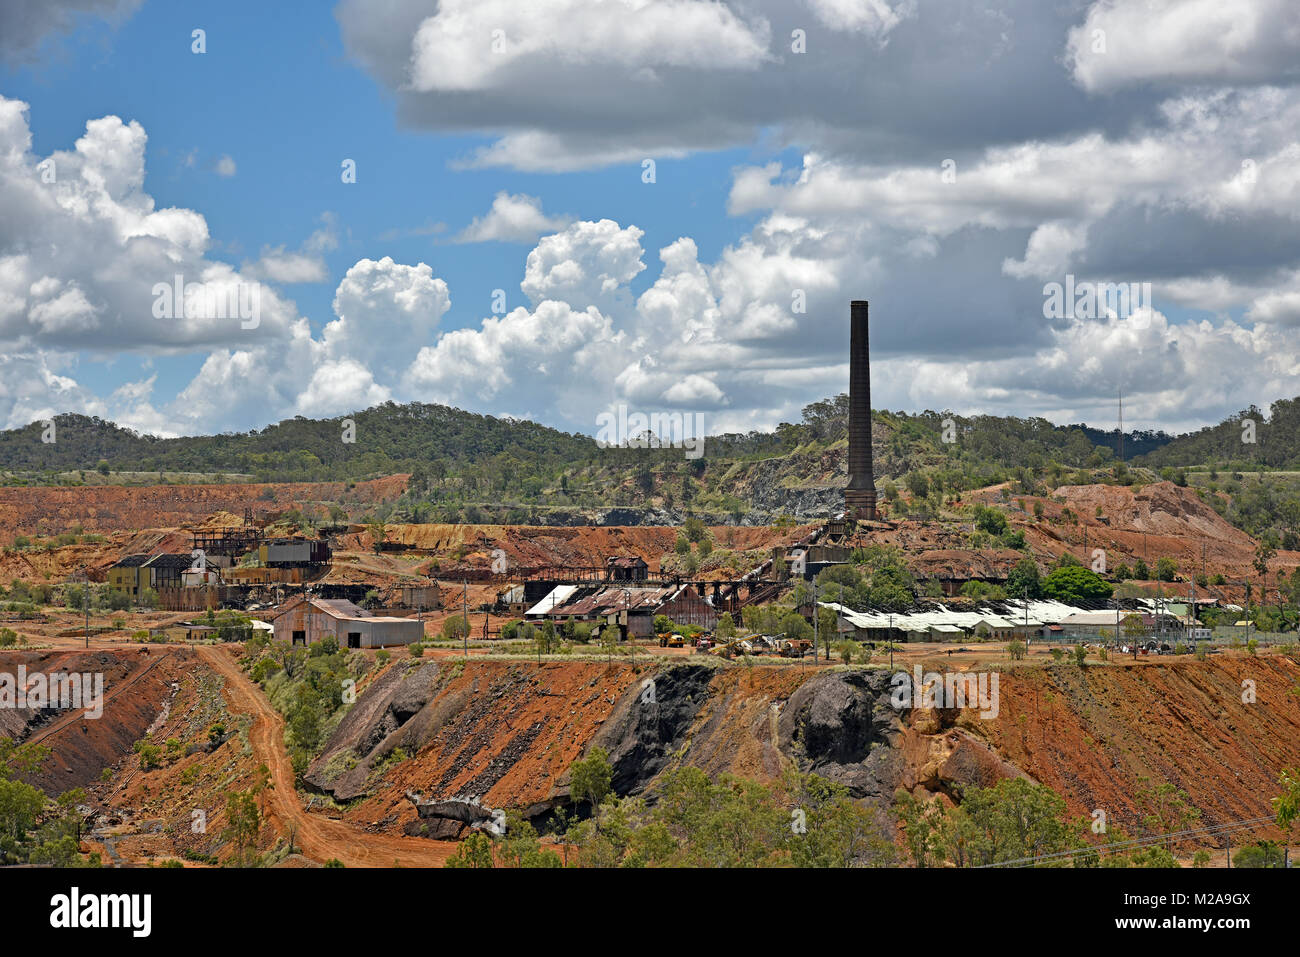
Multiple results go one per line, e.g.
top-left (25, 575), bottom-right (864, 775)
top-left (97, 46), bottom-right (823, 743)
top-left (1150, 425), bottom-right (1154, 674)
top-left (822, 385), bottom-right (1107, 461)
top-left (0, 474), bottom-right (407, 545)
top-left (0, 647), bottom-right (188, 793)
top-left (6, 630), bottom-right (1296, 866)
top-left (977, 480), bottom-right (1297, 582)
top-left (1, 476), bottom-right (1284, 607)
top-left (194, 644), bottom-right (458, 867)
top-left (4, 475), bottom-right (1298, 866)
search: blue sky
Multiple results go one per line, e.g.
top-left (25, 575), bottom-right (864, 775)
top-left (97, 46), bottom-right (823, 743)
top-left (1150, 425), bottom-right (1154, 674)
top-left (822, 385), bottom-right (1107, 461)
top-left (3, 0), bottom-right (776, 408)
top-left (1, 0), bottom-right (1299, 440)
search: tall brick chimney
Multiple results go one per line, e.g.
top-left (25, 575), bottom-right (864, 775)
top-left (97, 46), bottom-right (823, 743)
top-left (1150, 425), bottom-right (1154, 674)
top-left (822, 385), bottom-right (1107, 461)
top-left (844, 300), bottom-right (877, 521)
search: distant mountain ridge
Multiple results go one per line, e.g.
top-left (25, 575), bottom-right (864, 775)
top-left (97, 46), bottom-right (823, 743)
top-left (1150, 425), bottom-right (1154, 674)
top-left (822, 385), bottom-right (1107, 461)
top-left (0, 396), bottom-right (1296, 499)
top-left (0, 402), bottom-right (597, 481)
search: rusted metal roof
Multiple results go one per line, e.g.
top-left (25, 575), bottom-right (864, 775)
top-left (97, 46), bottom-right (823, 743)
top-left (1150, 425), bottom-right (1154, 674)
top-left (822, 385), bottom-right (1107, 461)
top-left (549, 585), bottom-right (679, 617)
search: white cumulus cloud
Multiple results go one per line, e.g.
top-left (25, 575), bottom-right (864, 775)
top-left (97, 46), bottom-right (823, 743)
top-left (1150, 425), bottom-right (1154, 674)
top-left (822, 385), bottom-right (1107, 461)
top-left (455, 192), bottom-right (571, 243)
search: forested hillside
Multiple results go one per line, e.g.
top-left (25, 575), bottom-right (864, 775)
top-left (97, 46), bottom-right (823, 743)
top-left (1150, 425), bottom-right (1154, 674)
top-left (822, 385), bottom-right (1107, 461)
top-left (0, 403), bottom-right (599, 484)
top-left (0, 396), bottom-right (1297, 518)
top-left (1136, 398), bottom-right (1300, 469)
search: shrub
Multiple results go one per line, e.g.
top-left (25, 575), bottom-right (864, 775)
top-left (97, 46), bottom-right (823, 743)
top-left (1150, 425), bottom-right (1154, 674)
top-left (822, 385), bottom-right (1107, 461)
top-left (1042, 565), bottom-right (1113, 602)
top-left (136, 742), bottom-right (163, 769)
top-left (1232, 841), bottom-right (1286, 868)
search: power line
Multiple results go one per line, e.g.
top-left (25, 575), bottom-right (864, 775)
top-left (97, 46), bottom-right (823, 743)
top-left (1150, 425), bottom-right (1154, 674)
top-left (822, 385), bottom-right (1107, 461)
top-left (977, 813), bottom-right (1280, 868)
top-left (991, 816), bottom-right (1278, 868)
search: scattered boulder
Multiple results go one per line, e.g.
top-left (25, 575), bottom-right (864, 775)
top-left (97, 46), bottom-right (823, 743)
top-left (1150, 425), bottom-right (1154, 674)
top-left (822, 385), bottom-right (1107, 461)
top-left (405, 792), bottom-right (501, 840)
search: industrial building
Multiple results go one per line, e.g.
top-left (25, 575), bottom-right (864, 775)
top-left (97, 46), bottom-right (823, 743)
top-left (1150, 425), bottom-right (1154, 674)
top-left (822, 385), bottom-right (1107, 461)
top-left (1057, 610), bottom-right (1150, 640)
top-left (605, 556), bottom-right (649, 582)
top-left (143, 553), bottom-right (194, 591)
top-left (823, 598), bottom-right (1099, 643)
top-left (525, 583), bottom-right (718, 637)
top-left (191, 510), bottom-right (263, 560)
top-left (107, 553), bottom-right (195, 595)
top-left (258, 538), bottom-right (332, 567)
top-left (497, 584), bottom-right (528, 615)
top-left (398, 583), bottom-right (442, 611)
top-left (107, 554), bottom-right (152, 597)
top-left (819, 596), bottom-right (1214, 644)
top-left (271, 596), bottom-right (423, 648)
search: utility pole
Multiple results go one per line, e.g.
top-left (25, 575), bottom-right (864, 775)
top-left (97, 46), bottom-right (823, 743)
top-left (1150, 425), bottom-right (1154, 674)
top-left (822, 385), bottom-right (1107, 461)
top-left (1245, 579), bottom-right (1251, 648)
top-left (1024, 588), bottom-right (1030, 650)
top-left (462, 578), bottom-right (468, 660)
top-left (889, 613), bottom-right (894, 670)
top-left (1118, 390), bottom-right (1124, 463)
top-left (812, 577), bottom-right (820, 663)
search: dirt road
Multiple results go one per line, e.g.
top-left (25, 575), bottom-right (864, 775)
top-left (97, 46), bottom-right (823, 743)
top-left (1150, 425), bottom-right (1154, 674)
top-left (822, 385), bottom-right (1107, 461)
top-left (195, 645), bottom-right (457, 868)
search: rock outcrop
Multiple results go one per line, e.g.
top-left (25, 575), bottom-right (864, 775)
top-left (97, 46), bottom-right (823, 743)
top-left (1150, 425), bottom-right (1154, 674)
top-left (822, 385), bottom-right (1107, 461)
top-left (304, 660), bottom-right (446, 801)
top-left (777, 670), bottom-right (907, 799)
top-left (591, 663), bottom-right (716, 796)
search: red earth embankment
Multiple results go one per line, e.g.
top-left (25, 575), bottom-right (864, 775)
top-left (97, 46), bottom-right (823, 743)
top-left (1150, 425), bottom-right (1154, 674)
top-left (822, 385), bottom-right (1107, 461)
top-left (304, 650), bottom-right (1300, 853)
top-left (15, 643), bottom-right (1300, 866)
top-left (1, 648), bottom-right (188, 792)
top-left (364, 522), bottom-right (814, 576)
top-left (947, 653), bottom-right (1300, 835)
top-left (0, 474), bottom-right (407, 544)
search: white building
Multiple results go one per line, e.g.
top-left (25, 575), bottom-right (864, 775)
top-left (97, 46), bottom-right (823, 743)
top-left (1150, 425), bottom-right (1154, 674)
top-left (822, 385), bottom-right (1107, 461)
top-left (272, 596), bottom-right (424, 649)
